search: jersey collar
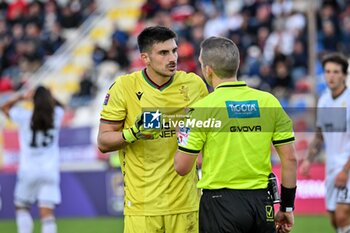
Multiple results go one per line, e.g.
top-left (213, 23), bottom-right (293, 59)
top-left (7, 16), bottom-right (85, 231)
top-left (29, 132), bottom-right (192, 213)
top-left (216, 81), bottom-right (247, 89)
top-left (142, 68), bottom-right (174, 91)
top-left (331, 87), bottom-right (347, 100)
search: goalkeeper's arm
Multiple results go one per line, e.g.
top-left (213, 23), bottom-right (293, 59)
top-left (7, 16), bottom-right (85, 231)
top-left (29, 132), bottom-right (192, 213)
top-left (98, 120), bottom-right (127, 153)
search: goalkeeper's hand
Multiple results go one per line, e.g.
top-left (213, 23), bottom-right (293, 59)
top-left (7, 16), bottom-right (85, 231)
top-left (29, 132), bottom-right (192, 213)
top-left (122, 113), bottom-right (160, 143)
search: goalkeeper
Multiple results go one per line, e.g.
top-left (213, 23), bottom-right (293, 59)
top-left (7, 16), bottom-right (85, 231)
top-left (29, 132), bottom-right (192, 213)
top-left (97, 26), bottom-right (208, 233)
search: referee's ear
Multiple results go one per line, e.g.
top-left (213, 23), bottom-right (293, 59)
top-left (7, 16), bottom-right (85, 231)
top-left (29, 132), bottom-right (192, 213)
top-left (174, 150), bottom-right (197, 176)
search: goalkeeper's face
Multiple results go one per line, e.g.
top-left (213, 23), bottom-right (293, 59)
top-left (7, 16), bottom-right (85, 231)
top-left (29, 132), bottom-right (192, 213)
top-left (142, 39), bottom-right (178, 78)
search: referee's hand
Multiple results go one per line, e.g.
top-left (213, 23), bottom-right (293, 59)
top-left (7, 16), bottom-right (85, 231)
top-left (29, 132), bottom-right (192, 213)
top-left (275, 210), bottom-right (294, 233)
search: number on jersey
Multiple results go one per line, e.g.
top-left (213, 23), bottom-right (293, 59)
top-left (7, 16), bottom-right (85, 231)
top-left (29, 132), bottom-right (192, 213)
top-left (30, 130), bottom-right (54, 148)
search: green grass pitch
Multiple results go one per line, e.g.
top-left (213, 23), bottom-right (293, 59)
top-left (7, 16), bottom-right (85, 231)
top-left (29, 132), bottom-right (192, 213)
top-left (0, 215), bottom-right (334, 233)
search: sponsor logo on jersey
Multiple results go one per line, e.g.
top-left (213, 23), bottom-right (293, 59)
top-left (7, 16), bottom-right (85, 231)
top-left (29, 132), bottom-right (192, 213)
top-left (136, 91), bottom-right (143, 100)
top-left (230, 125), bottom-right (262, 132)
top-left (226, 100), bottom-right (260, 118)
top-left (103, 93), bottom-right (110, 105)
top-left (230, 125), bottom-right (261, 132)
top-left (178, 126), bottom-right (190, 146)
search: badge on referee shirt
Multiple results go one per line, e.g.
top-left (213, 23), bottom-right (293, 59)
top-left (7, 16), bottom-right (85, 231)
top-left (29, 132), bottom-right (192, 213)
top-left (178, 126), bottom-right (190, 146)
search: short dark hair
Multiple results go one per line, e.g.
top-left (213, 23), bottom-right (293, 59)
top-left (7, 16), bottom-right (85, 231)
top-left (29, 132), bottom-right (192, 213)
top-left (200, 36), bottom-right (240, 79)
top-left (322, 52), bottom-right (349, 75)
top-left (137, 26), bottom-right (177, 53)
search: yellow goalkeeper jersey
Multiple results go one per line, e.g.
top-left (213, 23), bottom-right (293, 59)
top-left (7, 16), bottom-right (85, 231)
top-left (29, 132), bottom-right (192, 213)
top-left (100, 69), bottom-right (208, 215)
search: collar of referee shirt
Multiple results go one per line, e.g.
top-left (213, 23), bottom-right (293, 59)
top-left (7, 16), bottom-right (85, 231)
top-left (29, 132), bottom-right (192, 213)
top-left (215, 81), bottom-right (247, 89)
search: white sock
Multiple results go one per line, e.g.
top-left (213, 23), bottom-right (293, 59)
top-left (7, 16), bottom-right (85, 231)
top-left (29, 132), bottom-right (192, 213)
top-left (338, 225), bottom-right (350, 233)
top-left (16, 209), bottom-right (33, 233)
top-left (41, 216), bottom-right (57, 233)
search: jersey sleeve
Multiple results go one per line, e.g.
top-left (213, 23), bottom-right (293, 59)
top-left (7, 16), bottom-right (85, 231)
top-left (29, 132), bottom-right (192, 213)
top-left (9, 105), bottom-right (31, 125)
top-left (54, 106), bottom-right (65, 128)
top-left (198, 77), bottom-right (209, 98)
top-left (100, 77), bottom-right (127, 122)
top-left (178, 106), bottom-right (206, 155)
top-left (271, 97), bottom-right (295, 145)
top-left (190, 72), bottom-right (209, 98)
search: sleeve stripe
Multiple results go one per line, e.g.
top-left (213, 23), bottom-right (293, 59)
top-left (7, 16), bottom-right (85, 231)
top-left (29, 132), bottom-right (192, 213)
top-left (178, 146), bottom-right (200, 155)
top-left (272, 137), bottom-right (295, 145)
top-left (100, 118), bottom-right (123, 124)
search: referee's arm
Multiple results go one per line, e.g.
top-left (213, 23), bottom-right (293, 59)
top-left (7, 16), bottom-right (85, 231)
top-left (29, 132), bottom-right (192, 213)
top-left (275, 143), bottom-right (298, 188)
top-left (174, 148), bottom-right (199, 176)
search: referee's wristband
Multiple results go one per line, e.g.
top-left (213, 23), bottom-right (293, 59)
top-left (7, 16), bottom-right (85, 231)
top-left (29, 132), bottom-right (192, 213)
top-left (279, 185), bottom-right (296, 212)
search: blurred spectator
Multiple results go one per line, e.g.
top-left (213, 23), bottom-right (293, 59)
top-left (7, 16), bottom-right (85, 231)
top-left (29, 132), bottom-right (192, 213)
top-left (59, 4), bottom-right (81, 28)
top-left (7, 0), bottom-right (27, 25)
top-left (152, 9), bottom-right (173, 28)
top-left (70, 71), bottom-right (97, 107)
top-left (258, 62), bottom-right (274, 90)
top-left (171, 0), bottom-right (195, 23)
top-left (271, 0), bottom-right (293, 17)
top-left (41, 22), bottom-right (65, 55)
top-left (203, 11), bottom-right (228, 38)
top-left (317, 1), bottom-right (341, 37)
top-left (43, 0), bottom-right (61, 33)
top-left (177, 39), bottom-right (196, 72)
top-left (140, 0), bottom-right (162, 20)
top-left (264, 19), bottom-right (294, 63)
top-left (285, 10), bottom-right (306, 37)
top-left (319, 20), bottom-right (341, 52)
top-left (247, 3), bottom-right (272, 34)
top-left (290, 39), bottom-right (308, 81)
top-left (81, 0), bottom-right (98, 20)
top-left (341, 15), bottom-right (350, 55)
top-left (189, 25), bottom-right (204, 57)
top-left (25, 1), bottom-right (44, 29)
top-left (256, 26), bottom-right (269, 51)
top-left (271, 60), bottom-right (294, 92)
top-left (0, 76), bottom-right (13, 92)
top-left (0, 0), bottom-right (8, 18)
top-left (92, 43), bottom-right (106, 66)
top-left (105, 39), bottom-right (130, 70)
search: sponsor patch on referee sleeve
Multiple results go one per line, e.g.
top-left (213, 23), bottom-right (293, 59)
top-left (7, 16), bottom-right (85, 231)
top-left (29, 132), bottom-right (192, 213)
top-left (178, 127), bottom-right (190, 146)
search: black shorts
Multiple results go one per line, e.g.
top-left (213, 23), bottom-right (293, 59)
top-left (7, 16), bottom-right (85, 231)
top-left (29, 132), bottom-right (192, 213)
top-left (199, 188), bottom-right (276, 233)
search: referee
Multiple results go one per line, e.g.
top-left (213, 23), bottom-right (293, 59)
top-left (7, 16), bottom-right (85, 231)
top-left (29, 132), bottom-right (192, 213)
top-left (174, 37), bottom-right (297, 233)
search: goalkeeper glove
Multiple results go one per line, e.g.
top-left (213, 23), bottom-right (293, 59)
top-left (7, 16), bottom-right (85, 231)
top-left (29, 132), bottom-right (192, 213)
top-left (122, 113), bottom-right (160, 143)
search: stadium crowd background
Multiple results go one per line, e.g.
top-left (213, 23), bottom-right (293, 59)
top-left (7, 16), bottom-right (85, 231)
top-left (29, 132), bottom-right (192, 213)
top-left (0, 0), bottom-right (349, 169)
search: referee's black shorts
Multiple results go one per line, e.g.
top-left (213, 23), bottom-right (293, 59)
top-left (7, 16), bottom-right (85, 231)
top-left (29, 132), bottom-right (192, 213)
top-left (199, 188), bottom-right (276, 233)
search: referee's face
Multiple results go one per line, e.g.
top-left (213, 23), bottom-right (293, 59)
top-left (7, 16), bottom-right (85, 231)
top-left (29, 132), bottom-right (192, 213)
top-left (143, 39), bottom-right (178, 79)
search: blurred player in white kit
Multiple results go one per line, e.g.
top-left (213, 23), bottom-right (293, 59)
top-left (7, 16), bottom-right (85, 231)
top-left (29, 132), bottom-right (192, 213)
top-left (300, 53), bottom-right (350, 233)
top-left (1, 86), bottom-right (64, 233)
